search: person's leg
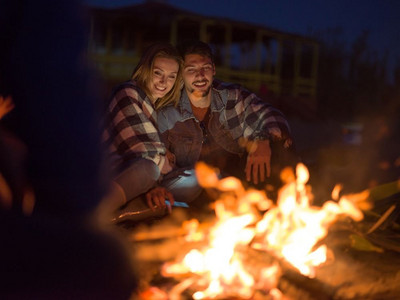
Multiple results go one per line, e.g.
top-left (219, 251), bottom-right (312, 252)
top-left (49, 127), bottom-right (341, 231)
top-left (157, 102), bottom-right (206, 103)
top-left (99, 158), bottom-right (160, 217)
top-left (160, 168), bottom-right (203, 204)
top-left (115, 158), bottom-right (160, 202)
top-left (109, 159), bottom-right (180, 224)
top-left (111, 168), bottom-right (200, 224)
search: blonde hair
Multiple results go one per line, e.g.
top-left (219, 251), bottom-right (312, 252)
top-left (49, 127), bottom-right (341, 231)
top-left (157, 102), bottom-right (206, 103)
top-left (132, 42), bottom-right (183, 109)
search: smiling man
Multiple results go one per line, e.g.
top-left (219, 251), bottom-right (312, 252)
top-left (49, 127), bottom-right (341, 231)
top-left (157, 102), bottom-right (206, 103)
top-left (158, 40), bottom-right (298, 196)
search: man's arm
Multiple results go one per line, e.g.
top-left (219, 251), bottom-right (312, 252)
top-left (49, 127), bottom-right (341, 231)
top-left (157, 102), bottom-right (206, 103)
top-left (223, 83), bottom-right (294, 184)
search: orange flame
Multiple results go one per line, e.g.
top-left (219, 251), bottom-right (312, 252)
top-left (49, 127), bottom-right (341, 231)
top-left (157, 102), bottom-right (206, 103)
top-left (162, 162), bottom-right (365, 299)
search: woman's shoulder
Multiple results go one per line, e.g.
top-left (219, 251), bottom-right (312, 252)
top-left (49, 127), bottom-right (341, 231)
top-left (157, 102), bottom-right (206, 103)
top-left (111, 80), bottom-right (146, 100)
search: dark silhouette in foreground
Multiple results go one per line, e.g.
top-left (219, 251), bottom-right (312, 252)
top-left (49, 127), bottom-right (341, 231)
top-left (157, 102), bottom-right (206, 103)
top-left (0, 1), bottom-right (137, 298)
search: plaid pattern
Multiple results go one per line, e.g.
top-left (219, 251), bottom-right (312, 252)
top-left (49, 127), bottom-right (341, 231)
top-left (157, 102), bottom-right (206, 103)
top-left (103, 80), bottom-right (166, 171)
top-left (214, 80), bottom-right (291, 141)
top-left (159, 79), bottom-right (292, 142)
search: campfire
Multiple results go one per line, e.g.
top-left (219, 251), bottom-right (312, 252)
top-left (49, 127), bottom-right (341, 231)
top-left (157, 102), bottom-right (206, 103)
top-left (131, 162), bottom-right (400, 299)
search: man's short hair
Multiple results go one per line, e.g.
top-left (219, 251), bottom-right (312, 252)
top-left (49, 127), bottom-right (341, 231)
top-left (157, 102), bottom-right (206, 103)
top-left (178, 40), bottom-right (214, 64)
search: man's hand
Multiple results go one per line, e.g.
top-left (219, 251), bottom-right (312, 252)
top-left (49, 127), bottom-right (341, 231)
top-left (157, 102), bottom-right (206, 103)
top-left (245, 139), bottom-right (271, 185)
top-left (145, 186), bottom-right (175, 212)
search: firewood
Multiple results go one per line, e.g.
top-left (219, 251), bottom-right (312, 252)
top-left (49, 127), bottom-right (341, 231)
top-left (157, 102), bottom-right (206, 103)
top-left (367, 204), bottom-right (396, 234)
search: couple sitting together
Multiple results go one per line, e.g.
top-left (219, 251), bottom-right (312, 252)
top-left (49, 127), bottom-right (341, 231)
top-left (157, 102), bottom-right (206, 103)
top-left (102, 40), bottom-right (298, 222)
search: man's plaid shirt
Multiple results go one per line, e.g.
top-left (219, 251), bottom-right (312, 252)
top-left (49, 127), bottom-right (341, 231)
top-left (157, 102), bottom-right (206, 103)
top-left (157, 79), bottom-right (293, 168)
top-left (159, 79), bottom-right (292, 142)
top-left (212, 79), bottom-right (291, 141)
top-left (103, 80), bottom-right (166, 172)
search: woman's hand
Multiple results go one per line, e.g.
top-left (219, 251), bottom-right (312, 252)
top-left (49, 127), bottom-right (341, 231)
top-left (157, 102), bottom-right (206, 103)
top-left (166, 149), bottom-right (176, 166)
top-left (160, 149), bottom-right (176, 174)
top-left (145, 186), bottom-right (175, 212)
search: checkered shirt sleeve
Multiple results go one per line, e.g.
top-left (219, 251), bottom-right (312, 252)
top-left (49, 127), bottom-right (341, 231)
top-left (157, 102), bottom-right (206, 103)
top-left (216, 81), bottom-right (292, 141)
top-left (103, 83), bottom-right (166, 168)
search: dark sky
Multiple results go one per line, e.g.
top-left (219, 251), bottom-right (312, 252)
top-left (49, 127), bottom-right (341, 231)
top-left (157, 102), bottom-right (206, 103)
top-left (85, 0), bottom-right (400, 78)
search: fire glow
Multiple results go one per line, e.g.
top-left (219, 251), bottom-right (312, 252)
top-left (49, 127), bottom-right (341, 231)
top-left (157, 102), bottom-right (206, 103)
top-left (159, 162), bottom-right (366, 299)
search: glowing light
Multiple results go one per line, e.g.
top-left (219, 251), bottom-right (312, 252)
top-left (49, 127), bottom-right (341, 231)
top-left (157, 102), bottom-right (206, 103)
top-left (162, 163), bottom-right (365, 299)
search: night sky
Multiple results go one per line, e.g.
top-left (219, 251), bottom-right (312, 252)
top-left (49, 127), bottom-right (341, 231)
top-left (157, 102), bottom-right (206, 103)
top-left (85, 0), bottom-right (400, 78)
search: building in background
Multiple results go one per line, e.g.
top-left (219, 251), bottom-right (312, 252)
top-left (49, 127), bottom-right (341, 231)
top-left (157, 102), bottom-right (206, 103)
top-left (87, 1), bottom-right (319, 118)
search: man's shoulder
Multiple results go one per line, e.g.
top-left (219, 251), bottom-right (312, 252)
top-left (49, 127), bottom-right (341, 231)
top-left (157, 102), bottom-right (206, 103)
top-left (158, 103), bottom-right (180, 114)
top-left (212, 79), bottom-right (251, 106)
top-left (157, 103), bottom-right (181, 120)
top-left (157, 104), bottom-right (184, 132)
top-left (212, 79), bottom-right (248, 101)
top-left (212, 79), bottom-right (242, 92)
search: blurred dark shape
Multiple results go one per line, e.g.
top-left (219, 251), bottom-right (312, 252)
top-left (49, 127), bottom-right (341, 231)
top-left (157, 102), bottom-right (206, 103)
top-left (0, 124), bottom-right (28, 212)
top-left (0, 0), bottom-right (106, 215)
top-left (0, 0), bottom-right (137, 298)
top-left (305, 111), bottom-right (400, 207)
top-left (313, 27), bottom-right (397, 121)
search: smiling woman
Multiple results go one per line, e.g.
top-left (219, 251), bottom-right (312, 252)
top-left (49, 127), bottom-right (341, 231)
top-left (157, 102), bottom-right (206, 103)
top-left (101, 42), bottom-right (183, 215)
top-left (130, 43), bottom-right (183, 109)
top-left (146, 57), bottom-right (179, 103)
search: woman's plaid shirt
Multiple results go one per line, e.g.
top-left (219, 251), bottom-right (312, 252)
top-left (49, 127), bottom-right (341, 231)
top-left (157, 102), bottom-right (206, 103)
top-left (102, 80), bottom-right (166, 172)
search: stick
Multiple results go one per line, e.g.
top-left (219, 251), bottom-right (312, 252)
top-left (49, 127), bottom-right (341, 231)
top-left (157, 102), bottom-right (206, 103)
top-left (367, 204), bottom-right (396, 234)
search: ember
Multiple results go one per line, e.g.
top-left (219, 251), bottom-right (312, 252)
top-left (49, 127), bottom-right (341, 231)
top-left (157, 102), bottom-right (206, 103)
top-left (154, 162), bottom-right (367, 299)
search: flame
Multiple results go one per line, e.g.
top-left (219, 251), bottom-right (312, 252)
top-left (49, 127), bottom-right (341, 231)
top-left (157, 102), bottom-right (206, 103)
top-left (161, 162), bottom-right (365, 299)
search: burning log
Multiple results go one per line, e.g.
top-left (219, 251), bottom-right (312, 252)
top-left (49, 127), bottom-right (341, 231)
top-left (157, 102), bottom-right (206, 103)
top-left (131, 219), bottom-right (400, 299)
top-left (132, 234), bottom-right (336, 299)
top-left (131, 216), bottom-right (400, 299)
top-left (129, 163), bottom-right (400, 299)
top-left (130, 219), bottom-right (214, 243)
top-left (367, 204), bottom-right (396, 234)
top-left (234, 246), bottom-right (337, 300)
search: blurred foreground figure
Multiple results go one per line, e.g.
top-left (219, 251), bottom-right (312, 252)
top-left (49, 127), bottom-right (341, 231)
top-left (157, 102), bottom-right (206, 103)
top-left (0, 0), bottom-right (137, 299)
